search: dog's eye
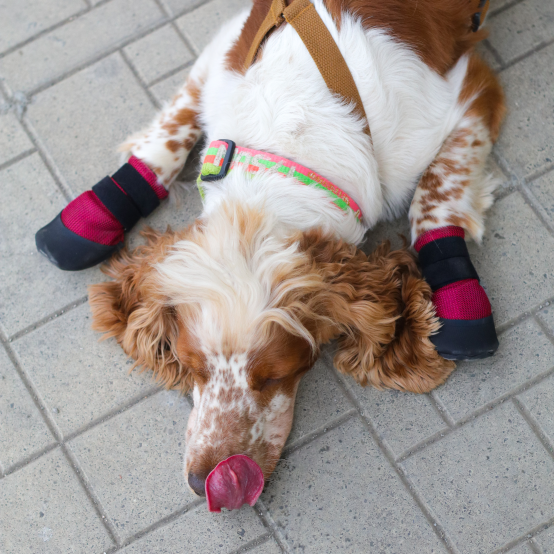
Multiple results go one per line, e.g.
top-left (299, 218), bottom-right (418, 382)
top-left (259, 377), bottom-right (284, 391)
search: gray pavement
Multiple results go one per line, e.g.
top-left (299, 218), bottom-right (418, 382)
top-left (1, 0), bottom-right (554, 552)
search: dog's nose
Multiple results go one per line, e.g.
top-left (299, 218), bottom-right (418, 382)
top-left (188, 472), bottom-right (207, 497)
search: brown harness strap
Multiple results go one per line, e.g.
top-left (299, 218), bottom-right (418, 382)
top-left (243, 0), bottom-right (371, 137)
top-left (243, 0), bottom-right (287, 69)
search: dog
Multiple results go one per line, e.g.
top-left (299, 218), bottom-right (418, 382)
top-left (81, 0), bottom-right (505, 511)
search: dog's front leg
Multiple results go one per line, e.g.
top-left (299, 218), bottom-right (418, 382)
top-left (118, 72), bottom-right (205, 189)
top-left (35, 12), bottom-right (249, 270)
top-left (35, 65), bottom-right (207, 271)
top-left (409, 53), bottom-right (506, 361)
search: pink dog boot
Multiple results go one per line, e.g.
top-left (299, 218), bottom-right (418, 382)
top-left (35, 156), bottom-right (167, 270)
top-left (415, 226), bottom-right (499, 361)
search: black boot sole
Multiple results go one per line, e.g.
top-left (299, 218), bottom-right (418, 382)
top-left (431, 315), bottom-right (499, 361)
top-left (35, 212), bottom-right (121, 271)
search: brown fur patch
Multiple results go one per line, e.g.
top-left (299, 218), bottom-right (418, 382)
top-left (248, 326), bottom-right (314, 397)
top-left (89, 226), bottom-right (197, 393)
top-left (225, 0), bottom-right (275, 73)
top-left (324, 0), bottom-right (486, 75)
top-left (461, 53), bottom-right (506, 142)
top-left (166, 140), bottom-right (181, 152)
top-left (288, 229), bottom-right (455, 393)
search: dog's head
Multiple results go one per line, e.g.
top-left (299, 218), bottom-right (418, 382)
top-left (89, 202), bottom-right (452, 510)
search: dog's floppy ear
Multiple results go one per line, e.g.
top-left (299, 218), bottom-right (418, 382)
top-left (300, 231), bottom-right (455, 394)
top-left (89, 227), bottom-right (194, 393)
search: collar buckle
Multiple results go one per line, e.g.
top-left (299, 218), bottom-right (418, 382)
top-left (200, 139), bottom-right (236, 182)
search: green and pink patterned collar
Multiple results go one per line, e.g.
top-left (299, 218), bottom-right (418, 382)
top-left (197, 139), bottom-right (362, 222)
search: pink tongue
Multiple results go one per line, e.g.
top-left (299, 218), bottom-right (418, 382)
top-left (205, 455), bottom-right (264, 513)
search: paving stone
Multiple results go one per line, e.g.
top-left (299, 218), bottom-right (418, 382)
top-left (496, 43), bottom-right (554, 179)
top-left (489, 0), bottom-right (516, 15)
top-left (27, 53), bottom-right (157, 197)
top-left (518, 371), bottom-right (554, 448)
top-left (476, 41), bottom-right (502, 72)
top-left (12, 303), bottom-right (155, 437)
top-left (177, 0), bottom-right (252, 54)
top-left (467, 192), bottom-right (554, 325)
top-left (0, 154), bottom-right (103, 336)
top-left (342, 373), bottom-right (448, 458)
top-left (69, 391), bottom-right (194, 540)
top-left (536, 528), bottom-right (554, 553)
top-left (435, 318), bottom-right (554, 422)
top-left (124, 24), bottom-right (194, 86)
top-left (402, 402), bottom-right (554, 554)
top-left (126, 164), bottom-right (204, 250)
top-left (0, 113), bottom-right (34, 167)
top-left (0, 0), bottom-right (86, 54)
top-left (149, 66), bottom-right (191, 106)
top-left (539, 305), bottom-right (554, 330)
top-left (488, 0), bottom-right (554, 65)
top-left (361, 214), bottom-right (412, 255)
top-left (487, 154), bottom-right (511, 189)
top-left (262, 418), bottom-right (447, 553)
top-left (0, 347), bottom-right (55, 473)
top-left (0, 448), bottom-right (112, 553)
top-left (286, 356), bottom-right (351, 446)
top-left (0, 0), bottom-right (163, 93)
top-left (529, 170), bottom-right (554, 224)
top-left (119, 503), bottom-right (266, 553)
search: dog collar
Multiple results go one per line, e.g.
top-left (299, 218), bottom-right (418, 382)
top-left (197, 139), bottom-right (362, 222)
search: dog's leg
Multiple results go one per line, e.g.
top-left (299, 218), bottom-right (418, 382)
top-left (118, 70), bottom-right (205, 189)
top-left (35, 12), bottom-right (248, 271)
top-left (35, 67), bottom-right (207, 271)
top-left (119, 8), bottom-right (251, 187)
top-left (409, 53), bottom-right (506, 361)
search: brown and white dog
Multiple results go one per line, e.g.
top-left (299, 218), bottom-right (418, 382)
top-left (89, 0), bottom-right (505, 511)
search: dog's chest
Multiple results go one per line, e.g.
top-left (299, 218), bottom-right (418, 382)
top-left (200, 1), bottom-right (469, 224)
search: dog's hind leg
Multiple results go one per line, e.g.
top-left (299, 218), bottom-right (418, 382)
top-left (408, 53), bottom-right (506, 361)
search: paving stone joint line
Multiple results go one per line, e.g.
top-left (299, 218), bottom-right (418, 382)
top-left (396, 361), bottom-right (554, 464)
top-left (326, 345), bottom-right (554, 552)
top-left (328, 360), bottom-right (460, 554)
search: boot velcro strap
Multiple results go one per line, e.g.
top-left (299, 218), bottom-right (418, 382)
top-left (419, 236), bottom-right (479, 291)
top-left (419, 236), bottom-right (470, 266)
top-left (112, 163), bottom-right (160, 217)
top-left (422, 257), bottom-right (480, 291)
top-left (93, 177), bottom-right (142, 231)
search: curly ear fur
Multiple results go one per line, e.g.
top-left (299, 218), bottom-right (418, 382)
top-left (299, 230), bottom-right (455, 394)
top-left (88, 227), bottom-right (195, 393)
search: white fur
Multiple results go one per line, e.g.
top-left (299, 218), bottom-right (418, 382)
top-left (199, 2), bottom-right (469, 233)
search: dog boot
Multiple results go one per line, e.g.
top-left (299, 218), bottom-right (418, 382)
top-left (36, 156), bottom-right (167, 271)
top-left (415, 226), bottom-right (499, 361)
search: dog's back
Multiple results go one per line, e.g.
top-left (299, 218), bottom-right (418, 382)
top-left (201, 0), bottom-right (484, 226)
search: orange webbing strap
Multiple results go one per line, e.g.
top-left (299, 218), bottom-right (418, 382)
top-left (243, 0), bottom-right (287, 69)
top-left (243, 0), bottom-right (371, 137)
